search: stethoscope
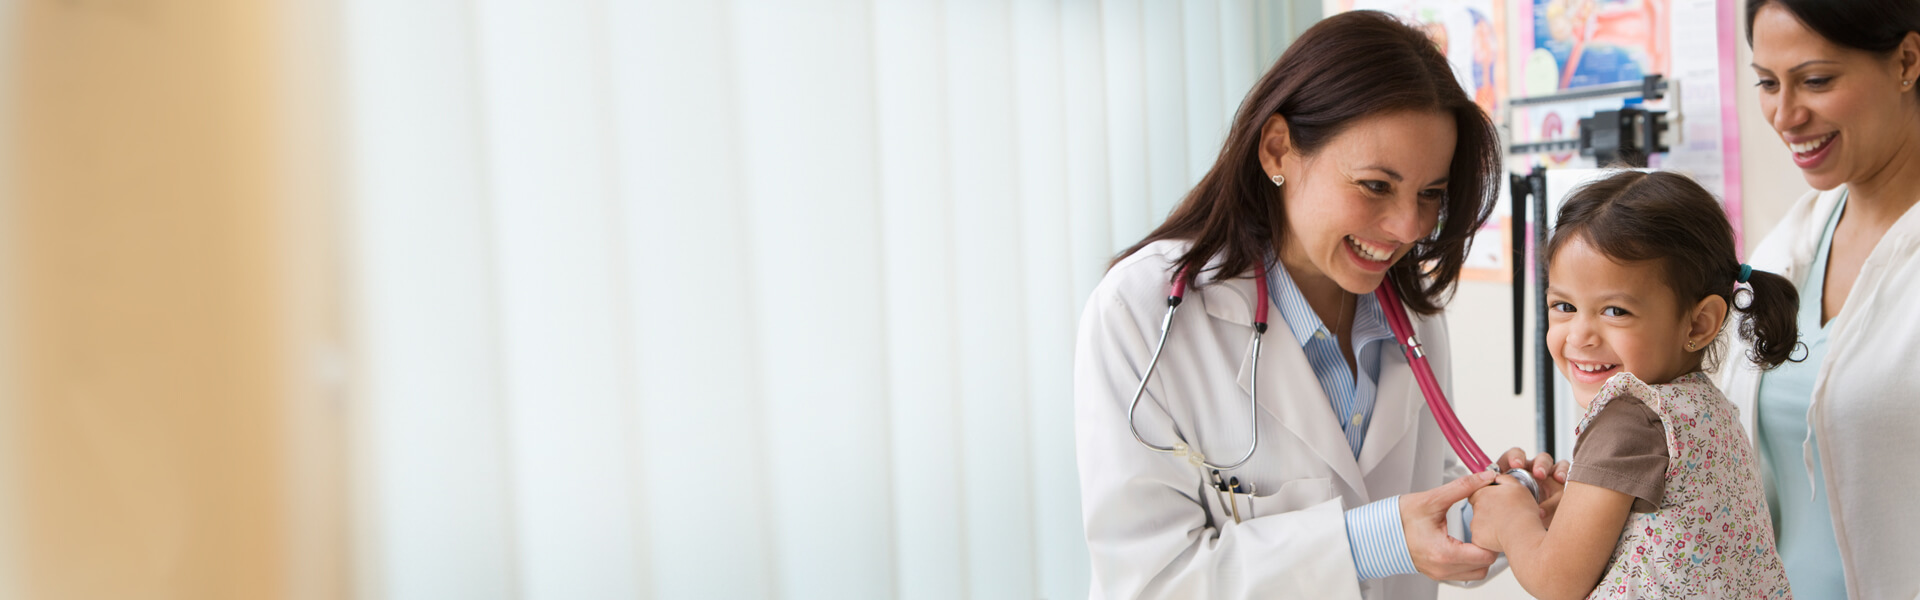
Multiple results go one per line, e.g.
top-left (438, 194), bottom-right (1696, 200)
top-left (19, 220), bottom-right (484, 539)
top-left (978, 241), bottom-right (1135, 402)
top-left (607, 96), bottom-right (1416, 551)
top-left (1127, 265), bottom-right (1540, 522)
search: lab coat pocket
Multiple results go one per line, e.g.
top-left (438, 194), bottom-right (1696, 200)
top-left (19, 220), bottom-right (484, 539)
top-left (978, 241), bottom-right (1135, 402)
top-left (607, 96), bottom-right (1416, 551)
top-left (1244, 477), bottom-right (1334, 520)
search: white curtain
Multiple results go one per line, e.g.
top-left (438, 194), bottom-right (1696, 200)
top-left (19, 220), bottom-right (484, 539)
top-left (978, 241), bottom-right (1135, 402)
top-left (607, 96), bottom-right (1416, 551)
top-left (339, 1), bottom-right (1315, 598)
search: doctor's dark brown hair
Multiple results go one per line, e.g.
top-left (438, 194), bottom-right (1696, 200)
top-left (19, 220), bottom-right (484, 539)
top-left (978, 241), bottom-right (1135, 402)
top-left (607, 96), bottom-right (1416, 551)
top-left (1110, 10), bottom-right (1499, 315)
top-left (1546, 171), bottom-right (1802, 371)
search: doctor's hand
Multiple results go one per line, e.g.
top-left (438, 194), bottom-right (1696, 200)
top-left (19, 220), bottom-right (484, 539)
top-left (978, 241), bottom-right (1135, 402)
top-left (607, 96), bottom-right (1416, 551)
top-left (1399, 471), bottom-right (1500, 581)
top-left (1495, 448), bottom-right (1570, 528)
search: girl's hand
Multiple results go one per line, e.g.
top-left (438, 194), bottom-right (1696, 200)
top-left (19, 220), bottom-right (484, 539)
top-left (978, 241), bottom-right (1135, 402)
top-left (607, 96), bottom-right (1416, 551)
top-left (1495, 448), bottom-right (1566, 485)
top-left (1537, 460), bottom-right (1570, 528)
top-left (1494, 448), bottom-right (1570, 527)
top-left (1467, 474), bottom-right (1543, 553)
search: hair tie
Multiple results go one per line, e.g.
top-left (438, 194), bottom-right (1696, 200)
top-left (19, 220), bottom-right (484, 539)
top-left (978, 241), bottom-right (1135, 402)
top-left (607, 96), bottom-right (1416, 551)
top-left (1737, 264), bottom-right (1753, 284)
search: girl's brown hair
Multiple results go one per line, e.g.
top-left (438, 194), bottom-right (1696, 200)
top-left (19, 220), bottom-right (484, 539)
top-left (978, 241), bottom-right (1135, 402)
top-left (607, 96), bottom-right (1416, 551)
top-left (1111, 10), bottom-right (1500, 315)
top-left (1547, 171), bottom-right (1801, 370)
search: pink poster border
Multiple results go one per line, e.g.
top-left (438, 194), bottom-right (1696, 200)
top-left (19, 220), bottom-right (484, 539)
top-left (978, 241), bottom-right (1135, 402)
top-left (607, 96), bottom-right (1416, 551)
top-left (1718, 0), bottom-right (1747, 254)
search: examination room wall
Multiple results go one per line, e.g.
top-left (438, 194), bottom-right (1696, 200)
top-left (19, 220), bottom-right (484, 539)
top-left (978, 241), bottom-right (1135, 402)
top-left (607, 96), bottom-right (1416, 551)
top-left (0, 1), bottom-right (1810, 600)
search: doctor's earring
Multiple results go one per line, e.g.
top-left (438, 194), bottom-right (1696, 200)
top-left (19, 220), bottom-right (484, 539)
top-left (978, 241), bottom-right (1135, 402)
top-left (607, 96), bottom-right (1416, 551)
top-left (1270, 174), bottom-right (1285, 187)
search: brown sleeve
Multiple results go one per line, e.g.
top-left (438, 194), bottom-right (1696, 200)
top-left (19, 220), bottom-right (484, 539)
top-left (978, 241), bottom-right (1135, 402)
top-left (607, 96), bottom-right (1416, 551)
top-left (1569, 394), bottom-right (1669, 513)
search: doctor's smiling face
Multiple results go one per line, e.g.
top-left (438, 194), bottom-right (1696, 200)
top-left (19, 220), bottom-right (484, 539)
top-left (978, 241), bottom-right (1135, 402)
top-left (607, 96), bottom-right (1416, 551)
top-left (1261, 109), bottom-right (1454, 298)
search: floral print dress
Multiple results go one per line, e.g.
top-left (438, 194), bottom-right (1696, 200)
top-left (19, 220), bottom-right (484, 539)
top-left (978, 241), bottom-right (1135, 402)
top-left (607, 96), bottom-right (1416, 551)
top-left (1574, 372), bottom-right (1791, 599)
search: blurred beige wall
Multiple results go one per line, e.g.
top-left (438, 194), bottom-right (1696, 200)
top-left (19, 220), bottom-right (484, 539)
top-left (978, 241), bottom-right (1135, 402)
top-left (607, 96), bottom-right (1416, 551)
top-left (4, 1), bottom-right (343, 598)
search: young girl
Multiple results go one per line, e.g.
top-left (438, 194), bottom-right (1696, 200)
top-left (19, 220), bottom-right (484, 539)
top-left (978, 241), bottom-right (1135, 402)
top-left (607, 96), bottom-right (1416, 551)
top-left (1468, 170), bottom-right (1795, 599)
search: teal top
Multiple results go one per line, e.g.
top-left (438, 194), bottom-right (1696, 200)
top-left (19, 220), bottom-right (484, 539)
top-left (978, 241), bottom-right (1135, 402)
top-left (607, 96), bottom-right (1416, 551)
top-left (1755, 198), bottom-right (1847, 598)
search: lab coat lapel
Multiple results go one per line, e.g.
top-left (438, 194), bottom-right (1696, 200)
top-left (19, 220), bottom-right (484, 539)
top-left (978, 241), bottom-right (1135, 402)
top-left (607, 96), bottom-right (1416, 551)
top-left (1198, 275), bottom-right (1368, 498)
top-left (1359, 337), bottom-right (1420, 476)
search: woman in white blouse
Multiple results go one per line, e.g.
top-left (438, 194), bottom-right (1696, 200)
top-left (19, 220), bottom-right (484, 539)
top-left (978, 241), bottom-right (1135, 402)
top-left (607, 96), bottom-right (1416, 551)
top-left (1733, 1), bottom-right (1920, 596)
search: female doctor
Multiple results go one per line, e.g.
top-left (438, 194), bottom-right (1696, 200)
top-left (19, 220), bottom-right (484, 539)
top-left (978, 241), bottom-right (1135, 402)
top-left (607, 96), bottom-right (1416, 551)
top-left (1074, 11), bottom-right (1563, 599)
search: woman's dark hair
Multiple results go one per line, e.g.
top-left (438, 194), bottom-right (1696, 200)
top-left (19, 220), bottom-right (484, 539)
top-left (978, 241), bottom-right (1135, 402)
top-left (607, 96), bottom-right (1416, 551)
top-left (1111, 10), bottom-right (1499, 315)
top-left (1547, 171), bottom-right (1801, 371)
top-left (1745, 0), bottom-right (1920, 54)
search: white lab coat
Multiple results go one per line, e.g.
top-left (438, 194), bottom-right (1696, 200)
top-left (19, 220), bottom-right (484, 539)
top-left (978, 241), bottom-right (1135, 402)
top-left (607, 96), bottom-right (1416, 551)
top-left (1719, 187), bottom-right (1920, 600)
top-left (1074, 240), bottom-right (1488, 600)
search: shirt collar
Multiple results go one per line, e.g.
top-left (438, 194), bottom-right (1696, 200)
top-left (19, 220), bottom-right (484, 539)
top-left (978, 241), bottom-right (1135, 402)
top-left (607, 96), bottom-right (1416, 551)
top-left (1266, 260), bottom-right (1395, 349)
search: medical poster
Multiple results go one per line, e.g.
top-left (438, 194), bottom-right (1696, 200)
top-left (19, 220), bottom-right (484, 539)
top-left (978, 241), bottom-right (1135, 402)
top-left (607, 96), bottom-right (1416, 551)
top-left (1508, 0), bottom-right (1667, 170)
top-left (1528, 0), bottom-right (1667, 91)
top-left (1325, 0), bottom-right (1509, 116)
top-left (1507, 0), bottom-right (1744, 242)
top-left (1459, 217), bottom-right (1512, 282)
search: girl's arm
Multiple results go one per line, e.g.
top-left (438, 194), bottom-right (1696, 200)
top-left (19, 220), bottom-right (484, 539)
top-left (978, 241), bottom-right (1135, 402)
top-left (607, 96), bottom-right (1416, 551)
top-left (1469, 477), bottom-right (1633, 600)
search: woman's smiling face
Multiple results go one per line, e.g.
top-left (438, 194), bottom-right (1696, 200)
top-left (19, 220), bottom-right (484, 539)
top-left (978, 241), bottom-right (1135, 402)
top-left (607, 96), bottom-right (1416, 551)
top-left (1267, 110), bottom-right (1454, 295)
top-left (1751, 3), bottom-right (1920, 190)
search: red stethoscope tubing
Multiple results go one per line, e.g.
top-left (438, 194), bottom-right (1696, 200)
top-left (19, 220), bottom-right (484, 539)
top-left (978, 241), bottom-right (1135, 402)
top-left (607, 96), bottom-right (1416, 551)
top-left (1145, 267), bottom-right (1535, 500)
top-left (1374, 279), bottom-right (1494, 473)
top-left (1169, 267), bottom-right (1270, 327)
top-left (1172, 267), bottom-right (1494, 472)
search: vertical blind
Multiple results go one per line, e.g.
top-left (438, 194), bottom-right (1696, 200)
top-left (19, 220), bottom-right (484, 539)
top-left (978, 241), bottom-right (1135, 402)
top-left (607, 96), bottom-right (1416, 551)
top-left (339, 1), bottom-right (1313, 598)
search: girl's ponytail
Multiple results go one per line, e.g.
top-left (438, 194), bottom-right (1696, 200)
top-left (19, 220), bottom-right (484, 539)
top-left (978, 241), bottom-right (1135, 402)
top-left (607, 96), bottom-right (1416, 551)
top-left (1735, 267), bottom-right (1803, 370)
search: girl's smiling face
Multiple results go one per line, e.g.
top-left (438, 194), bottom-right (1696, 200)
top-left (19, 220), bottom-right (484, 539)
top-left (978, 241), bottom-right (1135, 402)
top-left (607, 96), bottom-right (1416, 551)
top-left (1545, 235), bottom-right (1709, 407)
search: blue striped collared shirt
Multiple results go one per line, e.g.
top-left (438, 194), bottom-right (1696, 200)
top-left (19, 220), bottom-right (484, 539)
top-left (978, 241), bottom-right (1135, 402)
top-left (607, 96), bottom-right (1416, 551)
top-left (1266, 262), bottom-right (1418, 581)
